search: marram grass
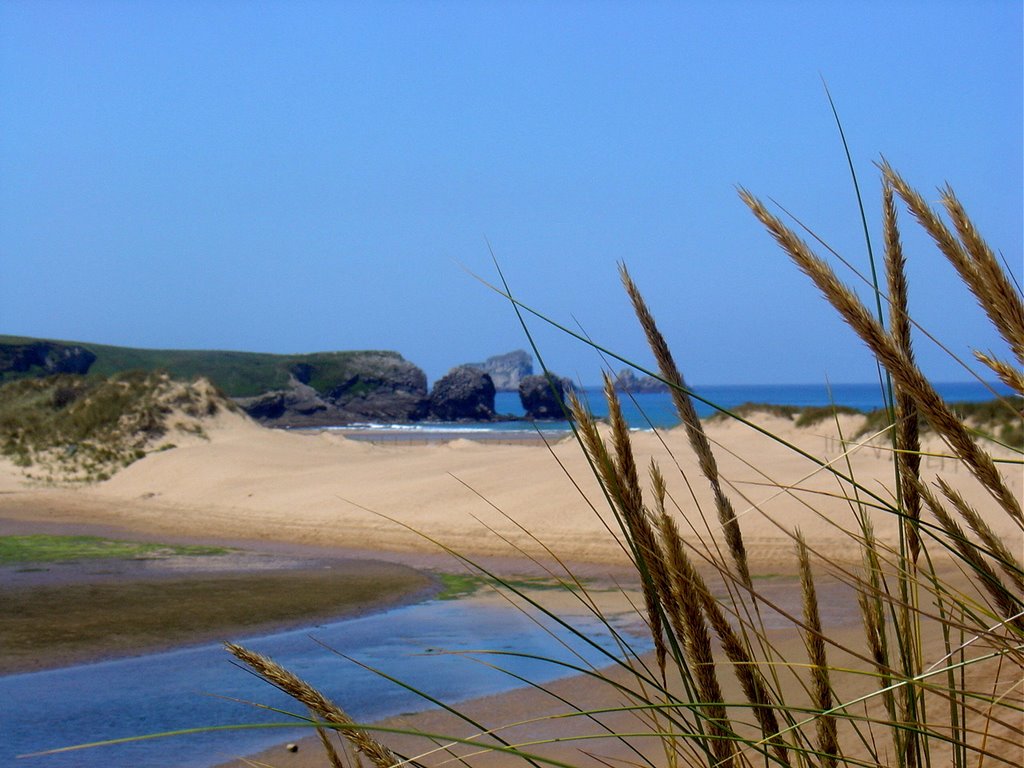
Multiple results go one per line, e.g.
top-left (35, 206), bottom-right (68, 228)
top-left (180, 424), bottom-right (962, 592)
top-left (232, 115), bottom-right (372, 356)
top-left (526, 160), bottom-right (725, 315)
top-left (216, 167), bottom-right (1024, 766)
top-left (0, 370), bottom-right (234, 483)
top-left (217, 172), bottom-right (1024, 767)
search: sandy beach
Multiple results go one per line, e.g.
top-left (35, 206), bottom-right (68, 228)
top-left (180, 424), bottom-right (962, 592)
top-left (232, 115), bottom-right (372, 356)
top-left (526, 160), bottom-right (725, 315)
top-left (2, 407), bottom-right (1021, 766)
top-left (3, 407), bottom-right (1018, 570)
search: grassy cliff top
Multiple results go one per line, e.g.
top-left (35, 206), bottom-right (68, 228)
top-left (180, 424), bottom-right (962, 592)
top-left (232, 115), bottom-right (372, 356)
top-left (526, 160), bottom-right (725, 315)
top-left (0, 335), bottom-right (412, 397)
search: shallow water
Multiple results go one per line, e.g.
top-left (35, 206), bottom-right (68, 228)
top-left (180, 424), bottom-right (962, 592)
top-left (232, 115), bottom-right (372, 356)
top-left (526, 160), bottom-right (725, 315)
top-left (2, 590), bottom-right (649, 768)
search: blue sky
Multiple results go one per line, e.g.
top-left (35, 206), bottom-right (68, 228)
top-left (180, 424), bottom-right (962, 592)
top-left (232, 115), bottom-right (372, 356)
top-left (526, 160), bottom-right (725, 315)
top-left (1, 1), bottom-right (1020, 386)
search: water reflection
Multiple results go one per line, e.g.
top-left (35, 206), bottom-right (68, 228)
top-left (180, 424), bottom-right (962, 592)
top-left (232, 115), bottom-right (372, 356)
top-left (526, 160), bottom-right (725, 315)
top-left (2, 588), bottom-right (648, 768)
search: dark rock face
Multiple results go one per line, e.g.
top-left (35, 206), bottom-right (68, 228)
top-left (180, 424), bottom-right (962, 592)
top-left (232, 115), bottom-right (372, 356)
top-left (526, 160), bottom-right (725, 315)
top-left (0, 341), bottom-right (96, 379)
top-left (334, 388), bottom-right (429, 423)
top-left (519, 374), bottom-right (572, 420)
top-left (612, 368), bottom-right (667, 393)
top-left (465, 350), bottom-right (533, 391)
top-left (238, 390), bottom-right (287, 420)
top-left (429, 366), bottom-right (496, 421)
top-left (289, 362), bottom-right (315, 385)
top-left (238, 354), bottom-right (430, 427)
top-left (325, 353), bottom-right (429, 422)
top-left (288, 385), bottom-right (328, 416)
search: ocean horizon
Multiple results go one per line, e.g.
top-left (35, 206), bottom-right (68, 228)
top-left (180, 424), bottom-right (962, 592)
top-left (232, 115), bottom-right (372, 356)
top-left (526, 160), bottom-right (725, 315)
top-left (331, 380), bottom-right (1016, 436)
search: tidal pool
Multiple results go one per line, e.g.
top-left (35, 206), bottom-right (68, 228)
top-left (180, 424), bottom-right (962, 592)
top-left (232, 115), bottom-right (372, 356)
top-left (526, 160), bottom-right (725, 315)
top-left (2, 587), bottom-right (649, 768)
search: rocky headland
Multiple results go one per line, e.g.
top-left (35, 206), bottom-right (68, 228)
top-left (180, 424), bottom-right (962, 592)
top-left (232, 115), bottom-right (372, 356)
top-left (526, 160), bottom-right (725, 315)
top-left (0, 337), bottom-right (573, 428)
top-left (235, 353), bottom-right (431, 426)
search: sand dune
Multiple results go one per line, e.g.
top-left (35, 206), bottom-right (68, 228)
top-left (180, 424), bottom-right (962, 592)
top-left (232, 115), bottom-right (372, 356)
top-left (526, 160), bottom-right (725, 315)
top-left (2, 409), bottom-right (1018, 572)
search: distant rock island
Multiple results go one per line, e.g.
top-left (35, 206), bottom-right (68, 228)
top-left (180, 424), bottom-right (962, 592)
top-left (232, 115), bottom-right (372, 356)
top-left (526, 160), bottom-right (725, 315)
top-left (611, 368), bottom-right (668, 393)
top-left (429, 366), bottom-right (497, 421)
top-left (0, 337), bottom-right (573, 427)
top-left (422, 365), bottom-right (574, 422)
top-left (464, 349), bottom-right (533, 391)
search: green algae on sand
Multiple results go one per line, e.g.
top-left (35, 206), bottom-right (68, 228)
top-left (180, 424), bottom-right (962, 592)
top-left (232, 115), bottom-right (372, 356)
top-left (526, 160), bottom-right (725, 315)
top-left (0, 533), bottom-right (230, 564)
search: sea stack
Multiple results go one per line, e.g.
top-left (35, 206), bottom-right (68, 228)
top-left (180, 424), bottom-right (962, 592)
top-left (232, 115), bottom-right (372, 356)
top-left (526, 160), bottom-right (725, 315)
top-left (518, 374), bottom-right (572, 420)
top-left (429, 366), bottom-right (497, 421)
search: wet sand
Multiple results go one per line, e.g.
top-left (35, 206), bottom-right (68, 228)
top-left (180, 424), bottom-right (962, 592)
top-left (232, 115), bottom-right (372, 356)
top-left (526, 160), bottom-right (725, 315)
top-left (0, 521), bottom-right (440, 675)
top-left (0, 513), bottom-right (639, 677)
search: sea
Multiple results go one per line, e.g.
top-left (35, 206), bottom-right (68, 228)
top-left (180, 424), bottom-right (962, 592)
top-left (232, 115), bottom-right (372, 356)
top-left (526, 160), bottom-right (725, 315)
top-left (331, 380), bottom-right (1015, 440)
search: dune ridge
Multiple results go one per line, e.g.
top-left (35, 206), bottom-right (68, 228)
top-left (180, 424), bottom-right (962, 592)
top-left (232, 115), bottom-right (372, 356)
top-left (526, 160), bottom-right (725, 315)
top-left (2, 410), bottom-right (1017, 571)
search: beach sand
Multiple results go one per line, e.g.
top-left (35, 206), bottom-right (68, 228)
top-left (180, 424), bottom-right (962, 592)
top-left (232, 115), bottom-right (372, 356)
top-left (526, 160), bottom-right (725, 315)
top-left (2, 409), bottom-right (1018, 570)
top-left (2, 408), bottom-right (1020, 766)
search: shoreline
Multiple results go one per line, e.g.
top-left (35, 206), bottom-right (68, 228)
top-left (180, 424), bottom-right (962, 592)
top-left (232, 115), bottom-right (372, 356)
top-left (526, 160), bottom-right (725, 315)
top-left (306, 426), bottom-right (568, 446)
top-left (214, 563), bottom-right (1013, 768)
top-left (0, 500), bottom-right (865, 768)
top-left (0, 513), bottom-right (642, 677)
top-left (2, 516), bottom-right (657, 768)
top-left (2, 407), bottom-right (1019, 766)
top-left (0, 529), bottom-right (441, 676)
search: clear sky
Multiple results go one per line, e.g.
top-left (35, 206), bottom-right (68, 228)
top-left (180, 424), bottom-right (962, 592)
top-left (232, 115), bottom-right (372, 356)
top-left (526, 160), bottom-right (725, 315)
top-left (1, 1), bottom-right (1020, 386)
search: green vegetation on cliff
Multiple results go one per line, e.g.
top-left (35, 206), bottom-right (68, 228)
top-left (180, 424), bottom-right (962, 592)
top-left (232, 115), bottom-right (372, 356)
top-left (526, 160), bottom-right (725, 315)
top-left (0, 334), bottom-right (412, 398)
